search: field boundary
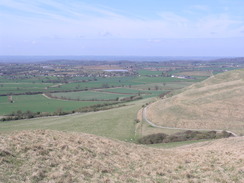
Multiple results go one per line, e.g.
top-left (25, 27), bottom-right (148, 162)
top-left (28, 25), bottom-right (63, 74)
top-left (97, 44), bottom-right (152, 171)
top-left (42, 93), bottom-right (118, 102)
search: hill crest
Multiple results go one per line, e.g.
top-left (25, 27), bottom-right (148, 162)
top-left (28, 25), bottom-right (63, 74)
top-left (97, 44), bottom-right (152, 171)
top-left (0, 130), bottom-right (244, 182)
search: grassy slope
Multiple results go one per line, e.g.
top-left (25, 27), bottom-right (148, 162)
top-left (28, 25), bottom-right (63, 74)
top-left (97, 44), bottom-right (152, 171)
top-left (147, 69), bottom-right (244, 135)
top-left (0, 98), bottom-right (153, 141)
top-left (0, 130), bottom-right (243, 183)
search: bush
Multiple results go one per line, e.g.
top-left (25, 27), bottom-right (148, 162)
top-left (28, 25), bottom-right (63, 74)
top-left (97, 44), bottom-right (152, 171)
top-left (138, 130), bottom-right (233, 144)
top-left (134, 119), bottom-right (140, 123)
top-left (138, 133), bottom-right (168, 144)
top-left (216, 130), bottom-right (233, 138)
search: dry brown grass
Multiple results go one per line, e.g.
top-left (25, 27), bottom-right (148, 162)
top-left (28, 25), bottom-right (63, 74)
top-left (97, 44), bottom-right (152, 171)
top-left (0, 130), bottom-right (244, 183)
top-left (136, 108), bottom-right (185, 137)
top-left (147, 70), bottom-right (244, 135)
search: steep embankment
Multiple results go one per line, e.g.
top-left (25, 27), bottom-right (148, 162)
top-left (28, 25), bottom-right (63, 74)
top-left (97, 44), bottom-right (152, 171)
top-left (0, 130), bottom-right (243, 182)
top-left (146, 69), bottom-right (244, 135)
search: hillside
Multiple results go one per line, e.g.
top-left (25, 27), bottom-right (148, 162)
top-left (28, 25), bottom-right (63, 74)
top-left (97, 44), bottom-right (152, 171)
top-left (0, 130), bottom-right (243, 183)
top-left (146, 69), bottom-right (244, 135)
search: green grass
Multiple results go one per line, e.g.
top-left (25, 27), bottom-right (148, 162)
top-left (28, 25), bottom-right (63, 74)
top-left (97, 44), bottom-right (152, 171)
top-left (0, 98), bottom-right (153, 141)
top-left (0, 76), bottom-right (141, 95)
top-left (131, 81), bottom-right (195, 91)
top-left (101, 87), bottom-right (149, 94)
top-left (132, 76), bottom-right (186, 83)
top-left (0, 95), bottom-right (108, 115)
top-left (0, 74), bottom-right (199, 95)
top-left (51, 91), bottom-right (134, 100)
top-left (0, 83), bottom-right (53, 95)
top-left (138, 70), bottom-right (163, 76)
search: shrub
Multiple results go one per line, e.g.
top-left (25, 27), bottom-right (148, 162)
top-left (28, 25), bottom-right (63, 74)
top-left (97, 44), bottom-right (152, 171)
top-left (134, 119), bottom-right (140, 123)
top-left (138, 133), bottom-right (168, 144)
top-left (138, 130), bottom-right (233, 144)
top-left (216, 131), bottom-right (233, 138)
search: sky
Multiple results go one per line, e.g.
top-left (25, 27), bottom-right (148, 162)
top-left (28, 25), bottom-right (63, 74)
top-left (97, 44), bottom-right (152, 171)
top-left (0, 0), bottom-right (244, 56)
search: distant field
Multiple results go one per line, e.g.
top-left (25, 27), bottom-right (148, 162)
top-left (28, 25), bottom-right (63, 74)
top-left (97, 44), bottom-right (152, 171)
top-left (0, 74), bottom-right (201, 96)
top-left (0, 73), bottom-right (202, 116)
top-left (132, 76), bottom-right (186, 83)
top-left (0, 94), bottom-right (107, 115)
top-left (0, 82), bottom-right (53, 95)
top-left (0, 76), bottom-right (139, 95)
top-left (100, 87), bottom-right (169, 99)
top-left (131, 81), bottom-right (195, 91)
top-left (138, 69), bottom-right (163, 76)
top-left (100, 87), bottom-right (149, 94)
top-left (0, 83), bottom-right (193, 116)
top-left (176, 70), bottom-right (212, 76)
top-left (51, 91), bottom-right (134, 101)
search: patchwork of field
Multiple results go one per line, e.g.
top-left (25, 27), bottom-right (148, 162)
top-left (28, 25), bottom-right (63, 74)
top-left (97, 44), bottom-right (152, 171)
top-left (0, 75), bottom-right (190, 96)
top-left (50, 87), bottom-right (164, 101)
top-left (176, 70), bottom-right (212, 76)
top-left (146, 69), bottom-right (244, 135)
top-left (0, 75), bottom-right (194, 115)
top-left (0, 82), bottom-right (53, 95)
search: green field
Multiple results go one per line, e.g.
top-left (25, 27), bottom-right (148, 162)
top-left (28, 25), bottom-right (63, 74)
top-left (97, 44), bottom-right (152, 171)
top-left (0, 95), bottom-right (108, 115)
top-left (131, 81), bottom-right (195, 90)
top-left (101, 87), bottom-right (149, 94)
top-left (0, 75), bottom-right (190, 95)
top-left (0, 80), bottom-right (194, 115)
top-left (0, 82), bottom-right (53, 95)
top-left (0, 71), bottom-right (203, 117)
top-left (138, 69), bottom-right (163, 76)
top-left (51, 91), bottom-right (134, 100)
top-left (0, 98), bottom-right (153, 141)
top-left (132, 76), bottom-right (186, 83)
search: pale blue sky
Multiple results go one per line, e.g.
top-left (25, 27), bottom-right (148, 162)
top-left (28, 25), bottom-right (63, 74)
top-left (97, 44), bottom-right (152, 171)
top-left (0, 0), bottom-right (244, 56)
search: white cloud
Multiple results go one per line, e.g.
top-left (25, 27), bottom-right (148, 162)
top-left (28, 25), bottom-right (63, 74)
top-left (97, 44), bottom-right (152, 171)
top-left (1, 0), bottom-right (244, 41)
top-left (195, 14), bottom-right (243, 37)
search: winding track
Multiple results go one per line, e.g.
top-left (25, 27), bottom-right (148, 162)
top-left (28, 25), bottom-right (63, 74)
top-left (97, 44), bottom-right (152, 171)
top-left (142, 106), bottom-right (238, 137)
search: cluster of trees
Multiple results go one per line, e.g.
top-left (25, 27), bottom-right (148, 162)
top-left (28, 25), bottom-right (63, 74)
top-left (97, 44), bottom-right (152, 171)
top-left (0, 109), bottom-right (75, 122)
top-left (0, 102), bottom-right (128, 122)
top-left (46, 93), bottom-right (143, 102)
top-left (45, 93), bottom-right (120, 102)
top-left (120, 96), bottom-right (142, 101)
top-left (77, 103), bottom-right (126, 113)
top-left (1, 110), bottom-right (42, 121)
